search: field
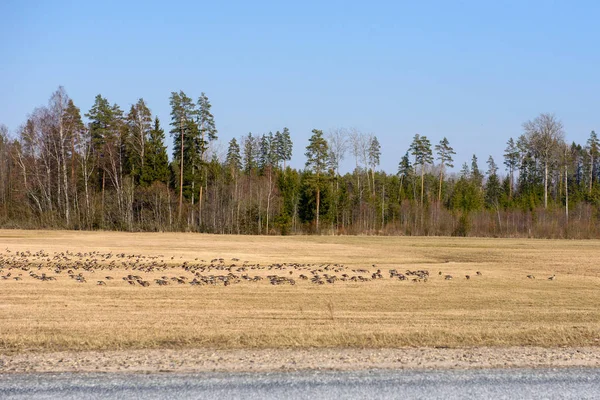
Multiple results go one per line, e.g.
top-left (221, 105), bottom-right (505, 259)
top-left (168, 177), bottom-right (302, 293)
top-left (1, 230), bottom-right (599, 354)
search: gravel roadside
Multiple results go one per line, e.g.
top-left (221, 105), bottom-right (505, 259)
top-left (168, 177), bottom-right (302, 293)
top-left (1, 347), bottom-right (599, 373)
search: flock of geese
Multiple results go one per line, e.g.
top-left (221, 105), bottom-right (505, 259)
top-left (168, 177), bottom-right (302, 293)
top-left (0, 248), bottom-right (557, 287)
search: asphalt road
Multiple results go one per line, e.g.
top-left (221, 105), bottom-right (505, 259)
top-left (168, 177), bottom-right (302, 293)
top-left (1, 368), bottom-right (599, 399)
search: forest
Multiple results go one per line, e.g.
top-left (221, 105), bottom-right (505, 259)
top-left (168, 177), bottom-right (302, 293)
top-left (1, 86), bottom-right (599, 238)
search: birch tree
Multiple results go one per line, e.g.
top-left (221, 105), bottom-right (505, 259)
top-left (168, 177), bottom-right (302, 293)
top-left (523, 113), bottom-right (564, 209)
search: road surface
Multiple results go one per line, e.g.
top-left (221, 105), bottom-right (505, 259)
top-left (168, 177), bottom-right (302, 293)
top-left (1, 368), bottom-right (599, 399)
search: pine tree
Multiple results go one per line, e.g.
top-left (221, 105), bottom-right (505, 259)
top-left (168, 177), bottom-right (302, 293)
top-left (226, 138), bottom-right (242, 173)
top-left (460, 162), bottom-right (470, 177)
top-left (471, 154), bottom-right (483, 188)
top-left (434, 137), bottom-right (455, 202)
top-left (586, 130), bottom-right (599, 194)
top-left (86, 95), bottom-right (113, 154)
top-left (409, 134), bottom-right (433, 206)
top-left (243, 133), bottom-right (257, 175)
top-left (194, 92), bottom-right (217, 224)
top-left (486, 155), bottom-right (498, 176)
top-left (503, 137), bottom-right (519, 199)
top-left (368, 136), bottom-right (381, 196)
top-left (141, 117), bottom-right (169, 186)
top-left (281, 127), bottom-right (292, 169)
top-left (273, 130), bottom-right (283, 168)
top-left (259, 132), bottom-right (274, 170)
top-left (305, 129), bottom-right (329, 232)
top-left (86, 95), bottom-right (126, 223)
top-left (196, 92), bottom-right (217, 160)
top-left (397, 151), bottom-right (413, 200)
top-left (169, 91), bottom-right (196, 220)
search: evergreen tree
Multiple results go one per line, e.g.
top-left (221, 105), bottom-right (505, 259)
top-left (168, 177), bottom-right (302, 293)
top-left (281, 127), bottom-right (293, 169)
top-left (141, 117), bottom-right (169, 186)
top-left (243, 133), bottom-right (257, 175)
top-left (85, 95), bottom-right (125, 187)
top-left (460, 162), bottom-right (470, 177)
top-left (169, 91), bottom-right (197, 220)
top-left (503, 137), bottom-right (519, 199)
top-left (485, 156), bottom-right (502, 210)
top-left (86, 95), bottom-right (114, 154)
top-left (226, 138), bottom-right (242, 173)
top-left (192, 92), bottom-right (217, 221)
top-left (586, 130), bottom-right (599, 194)
top-left (451, 174), bottom-right (483, 236)
top-left (368, 136), bottom-right (381, 195)
top-left (305, 129), bottom-right (329, 232)
top-left (196, 92), bottom-right (217, 161)
top-left (397, 151), bottom-right (413, 200)
top-left (85, 95), bottom-right (127, 226)
top-left (409, 134), bottom-right (433, 206)
top-left (486, 155), bottom-right (498, 176)
top-left (276, 168), bottom-right (301, 234)
top-left (471, 154), bottom-right (483, 188)
top-left (273, 130), bottom-right (283, 168)
top-left (259, 132), bottom-right (274, 170)
top-left (434, 137), bottom-right (455, 202)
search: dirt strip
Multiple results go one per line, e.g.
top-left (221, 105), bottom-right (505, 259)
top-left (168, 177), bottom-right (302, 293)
top-left (1, 347), bottom-right (599, 373)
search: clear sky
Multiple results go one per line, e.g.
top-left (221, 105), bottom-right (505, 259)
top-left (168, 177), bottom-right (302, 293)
top-left (1, 0), bottom-right (599, 174)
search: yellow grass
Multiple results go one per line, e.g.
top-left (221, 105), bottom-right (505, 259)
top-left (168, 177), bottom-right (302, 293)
top-left (0, 230), bottom-right (599, 353)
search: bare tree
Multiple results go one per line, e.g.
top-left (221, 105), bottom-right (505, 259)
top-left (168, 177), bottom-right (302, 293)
top-left (327, 128), bottom-right (348, 230)
top-left (559, 141), bottom-right (570, 226)
top-left (348, 128), bottom-right (369, 200)
top-left (523, 113), bottom-right (565, 209)
top-left (0, 124), bottom-right (10, 217)
top-left (78, 124), bottom-right (95, 228)
top-left (327, 128), bottom-right (348, 178)
top-left (49, 87), bottom-right (72, 226)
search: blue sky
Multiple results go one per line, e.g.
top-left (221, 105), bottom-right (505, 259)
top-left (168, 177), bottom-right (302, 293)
top-left (1, 0), bottom-right (599, 174)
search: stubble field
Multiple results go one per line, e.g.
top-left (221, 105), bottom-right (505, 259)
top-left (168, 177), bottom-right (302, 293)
top-left (1, 230), bottom-right (599, 354)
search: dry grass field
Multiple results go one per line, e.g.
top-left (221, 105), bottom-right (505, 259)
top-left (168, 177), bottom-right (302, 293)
top-left (0, 230), bottom-right (599, 354)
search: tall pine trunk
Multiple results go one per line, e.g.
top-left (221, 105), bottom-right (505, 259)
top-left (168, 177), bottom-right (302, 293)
top-left (316, 185), bottom-right (320, 233)
top-left (565, 162), bottom-right (569, 226)
top-left (420, 167), bottom-right (425, 207)
top-left (178, 118), bottom-right (184, 222)
top-left (438, 168), bottom-right (443, 203)
top-left (590, 153), bottom-right (594, 195)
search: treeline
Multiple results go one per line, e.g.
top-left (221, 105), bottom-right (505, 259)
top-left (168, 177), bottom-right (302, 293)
top-left (1, 87), bottom-right (600, 238)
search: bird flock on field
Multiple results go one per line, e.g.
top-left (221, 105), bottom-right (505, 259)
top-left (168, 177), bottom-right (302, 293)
top-left (0, 248), bottom-right (558, 287)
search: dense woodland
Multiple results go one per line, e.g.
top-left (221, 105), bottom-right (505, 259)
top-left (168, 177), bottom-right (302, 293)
top-left (1, 87), bottom-right (600, 238)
